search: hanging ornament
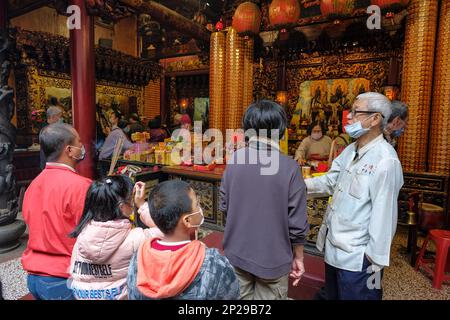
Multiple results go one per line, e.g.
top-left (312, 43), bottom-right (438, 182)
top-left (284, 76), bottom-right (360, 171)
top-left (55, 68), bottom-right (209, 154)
top-left (232, 2), bottom-right (262, 36)
top-left (215, 18), bottom-right (224, 31)
top-left (269, 0), bottom-right (301, 30)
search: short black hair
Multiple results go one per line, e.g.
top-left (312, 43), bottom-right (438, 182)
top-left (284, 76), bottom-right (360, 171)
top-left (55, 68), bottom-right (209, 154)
top-left (307, 120), bottom-right (327, 136)
top-left (39, 123), bottom-right (76, 162)
top-left (148, 180), bottom-right (193, 235)
top-left (129, 113), bottom-right (140, 122)
top-left (242, 100), bottom-right (287, 140)
top-left (69, 175), bottom-right (134, 238)
top-left (148, 117), bottom-right (161, 129)
top-left (49, 96), bottom-right (58, 105)
top-left (118, 119), bottom-right (128, 129)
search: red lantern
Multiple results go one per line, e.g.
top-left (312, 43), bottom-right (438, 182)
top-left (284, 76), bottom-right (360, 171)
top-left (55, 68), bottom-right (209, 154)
top-left (215, 18), bottom-right (224, 31)
top-left (232, 2), bottom-right (261, 36)
top-left (320, 0), bottom-right (354, 20)
top-left (269, 0), bottom-right (301, 29)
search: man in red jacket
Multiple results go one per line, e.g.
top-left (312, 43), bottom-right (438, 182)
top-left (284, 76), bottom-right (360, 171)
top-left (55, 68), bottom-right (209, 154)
top-left (21, 123), bottom-right (92, 300)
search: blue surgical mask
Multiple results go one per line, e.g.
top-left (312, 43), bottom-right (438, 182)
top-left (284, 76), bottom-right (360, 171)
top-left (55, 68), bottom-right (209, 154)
top-left (344, 121), bottom-right (370, 139)
top-left (392, 127), bottom-right (404, 138)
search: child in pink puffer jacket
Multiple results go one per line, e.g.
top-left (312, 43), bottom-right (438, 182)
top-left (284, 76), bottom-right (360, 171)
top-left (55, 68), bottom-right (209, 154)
top-left (68, 175), bottom-right (162, 300)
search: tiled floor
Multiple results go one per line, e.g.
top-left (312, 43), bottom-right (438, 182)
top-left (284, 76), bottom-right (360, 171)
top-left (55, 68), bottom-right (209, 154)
top-left (383, 229), bottom-right (450, 300)
top-left (0, 224), bottom-right (449, 300)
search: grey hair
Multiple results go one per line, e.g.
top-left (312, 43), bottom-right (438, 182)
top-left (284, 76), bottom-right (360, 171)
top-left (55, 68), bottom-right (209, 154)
top-left (388, 100), bottom-right (409, 123)
top-left (356, 92), bottom-right (392, 128)
top-left (46, 106), bottom-right (63, 119)
top-left (39, 123), bottom-right (76, 162)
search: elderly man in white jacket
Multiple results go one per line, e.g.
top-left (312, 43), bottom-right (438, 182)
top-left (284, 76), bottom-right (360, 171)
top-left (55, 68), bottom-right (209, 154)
top-left (305, 92), bottom-right (403, 300)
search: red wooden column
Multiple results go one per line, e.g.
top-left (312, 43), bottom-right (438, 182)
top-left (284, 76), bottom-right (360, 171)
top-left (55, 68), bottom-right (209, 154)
top-left (70, 0), bottom-right (96, 179)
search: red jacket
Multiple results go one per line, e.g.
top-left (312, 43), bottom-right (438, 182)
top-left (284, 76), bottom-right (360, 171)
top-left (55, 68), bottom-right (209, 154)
top-left (21, 164), bottom-right (92, 278)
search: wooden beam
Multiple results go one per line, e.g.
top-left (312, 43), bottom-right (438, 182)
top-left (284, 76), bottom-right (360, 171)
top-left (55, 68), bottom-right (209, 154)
top-left (8, 0), bottom-right (51, 19)
top-left (164, 68), bottom-right (209, 78)
top-left (120, 0), bottom-right (211, 42)
top-left (145, 39), bottom-right (202, 60)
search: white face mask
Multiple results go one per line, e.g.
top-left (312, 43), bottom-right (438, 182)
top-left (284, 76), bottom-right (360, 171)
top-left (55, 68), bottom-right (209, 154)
top-left (185, 207), bottom-right (204, 228)
top-left (69, 144), bottom-right (86, 161)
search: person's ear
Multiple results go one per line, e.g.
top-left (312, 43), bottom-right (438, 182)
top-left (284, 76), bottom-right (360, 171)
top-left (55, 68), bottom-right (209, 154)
top-left (119, 203), bottom-right (131, 217)
top-left (372, 113), bottom-right (382, 127)
top-left (65, 145), bottom-right (73, 157)
top-left (181, 213), bottom-right (191, 229)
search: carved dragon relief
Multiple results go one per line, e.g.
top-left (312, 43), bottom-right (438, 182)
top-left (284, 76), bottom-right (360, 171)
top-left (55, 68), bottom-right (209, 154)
top-left (0, 29), bottom-right (18, 225)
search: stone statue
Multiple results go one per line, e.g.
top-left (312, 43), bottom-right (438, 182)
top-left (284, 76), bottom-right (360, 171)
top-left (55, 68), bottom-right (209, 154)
top-left (0, 29), bottom-right (26, 252)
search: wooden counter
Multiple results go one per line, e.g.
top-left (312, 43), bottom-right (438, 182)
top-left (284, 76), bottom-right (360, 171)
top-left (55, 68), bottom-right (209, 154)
top-left (162, 165), bottom-right (226, 231)
top-left (162, 165), bottom-right (225, 181)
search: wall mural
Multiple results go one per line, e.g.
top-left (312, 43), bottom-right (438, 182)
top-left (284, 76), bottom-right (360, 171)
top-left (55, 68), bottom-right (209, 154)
top-left (253, 51), bottom-right (392, 127)
top-left (16, 66), bottom-right (144, 134)
top-left (293, 77), bottom-right (370, 130)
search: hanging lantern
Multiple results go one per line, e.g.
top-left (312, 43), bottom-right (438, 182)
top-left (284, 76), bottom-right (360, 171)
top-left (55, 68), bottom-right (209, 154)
top-left (320, 0), bottom-right (354, 22)
top-left (276, 91), bottom-right (288, 105)
top-left (179, 98), bottom-right (189, 110)
top-left (269, 0), bottom-right (301, 30)
top-left (215, 18), bottom-right (224, 31)
top-left (232, 2), bottom-right (262, 36)
top-left (371, 0), bottom-right (410, 17)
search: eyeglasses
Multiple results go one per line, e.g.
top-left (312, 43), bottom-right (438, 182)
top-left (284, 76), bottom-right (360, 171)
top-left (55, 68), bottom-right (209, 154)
top-left (350, 110), bottom-right (385, 118)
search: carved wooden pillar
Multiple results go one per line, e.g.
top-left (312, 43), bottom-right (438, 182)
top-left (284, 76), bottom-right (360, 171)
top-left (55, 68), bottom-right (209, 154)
top-left (242, 37), bottom-right (254, 113)
top-left (70, 0), bottom-right (96, 179)
top-left (209, 31), bottom-right (226, 134)
top-left (428, 0), bottom-right (450, 175)
top-left (160, 73), bottom-right (167, 126)
top-left (397, 0), bottom-right (439, 172)
top-left (224, 27), bottom-right (245, 131)
top-left (0, 1), bottom-right (26, 252)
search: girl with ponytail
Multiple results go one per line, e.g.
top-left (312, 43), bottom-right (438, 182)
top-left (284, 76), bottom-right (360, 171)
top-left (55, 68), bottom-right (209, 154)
top-left (68, 175), bottom-right (162, 300)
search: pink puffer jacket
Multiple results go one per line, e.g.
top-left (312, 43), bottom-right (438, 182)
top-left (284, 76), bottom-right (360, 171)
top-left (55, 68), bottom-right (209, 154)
top-left (69, 204), bottom-right (162, 300)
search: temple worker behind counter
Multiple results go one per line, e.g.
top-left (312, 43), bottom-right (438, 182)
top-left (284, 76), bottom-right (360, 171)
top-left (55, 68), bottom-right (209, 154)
top-left (294, 121), bottom-right (332, 166)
